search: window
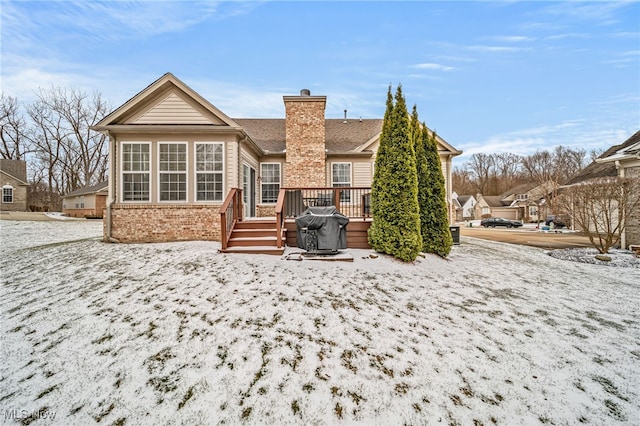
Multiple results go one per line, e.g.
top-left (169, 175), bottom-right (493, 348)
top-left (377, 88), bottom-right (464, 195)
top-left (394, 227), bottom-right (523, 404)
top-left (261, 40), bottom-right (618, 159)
top-left (260, 163), bottom-right (280, 204)
top-left (332, 163), bottom-right (352, 202)
top-left (122, 143), bottom-right (150, 201)
top-left (195, 143), bottom-right (223, 201)
top-left (74, 196), bottom-right (84, 209)
top-left (2, 185), bottom-right (13, 203)
top-left (159, 143), bottom-right (187, 201)
top-left (516, 194), bottom-right (529, 200)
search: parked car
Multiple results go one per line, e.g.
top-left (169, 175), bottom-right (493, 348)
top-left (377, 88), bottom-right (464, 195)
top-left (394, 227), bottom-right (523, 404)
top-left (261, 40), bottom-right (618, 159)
top-left (545, 216), bottom-right (566, 228)
top-left (480, 217), bottom-right (523, 228)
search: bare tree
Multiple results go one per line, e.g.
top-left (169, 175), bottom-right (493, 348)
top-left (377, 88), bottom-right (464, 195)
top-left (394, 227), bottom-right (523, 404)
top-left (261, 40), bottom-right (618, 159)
top-left (467, 153), bottom-right (496, 195)
top-left (452, 166), bottom-right (476, 195)
top-left (558, 177), bottom-right (640, 253)
top-left (0, 94), bottom-right (32, 160)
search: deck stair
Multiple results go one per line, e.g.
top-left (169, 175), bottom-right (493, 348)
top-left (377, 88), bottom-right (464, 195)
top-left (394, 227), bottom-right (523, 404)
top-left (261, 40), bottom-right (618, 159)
top-left (221, 219), bottom-right (285, 255)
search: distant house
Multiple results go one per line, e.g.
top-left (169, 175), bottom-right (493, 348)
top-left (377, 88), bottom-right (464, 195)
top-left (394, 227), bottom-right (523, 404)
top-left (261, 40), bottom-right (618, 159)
top-left (62, 181), bottom-right (108, 218)
top-left (91, 73), bottom-right (462, 251)
top-left (0, 159), bottom-right (28, 212)
top-left (453, 194), bottom-right (477, 220)
top-left (563, 130), bottom-right (640, 249)
top-left (464, 182), bottom-right (558, 222)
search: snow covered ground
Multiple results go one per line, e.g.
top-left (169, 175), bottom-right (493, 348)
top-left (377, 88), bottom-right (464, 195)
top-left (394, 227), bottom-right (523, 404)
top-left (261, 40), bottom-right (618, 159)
top-left (1, 220), bottom-right (639, 425)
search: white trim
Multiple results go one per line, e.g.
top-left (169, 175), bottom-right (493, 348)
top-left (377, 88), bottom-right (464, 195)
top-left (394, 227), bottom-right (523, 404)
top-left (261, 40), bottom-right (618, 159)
top-left (331, 162), bottom-right (352, 203)
top-left (194, 142), bottom-right (225, 202)
top-left (2, 184), bottom-right (14, 203)
top-left (157, 142), bottom-right (188, 203)
top-left (120, 141), bottom-right (151, 203)
top-left (259, 162), bottom-right (281, 204)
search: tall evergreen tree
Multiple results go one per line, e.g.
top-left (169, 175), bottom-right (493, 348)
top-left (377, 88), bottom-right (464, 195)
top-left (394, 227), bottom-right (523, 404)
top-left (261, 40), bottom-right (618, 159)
top-left (368, 85), bottom-right (422, 262)
top-left (410, 106), bottom-right (432, 252)
top-left (421, 125), bottom-right (453, 256)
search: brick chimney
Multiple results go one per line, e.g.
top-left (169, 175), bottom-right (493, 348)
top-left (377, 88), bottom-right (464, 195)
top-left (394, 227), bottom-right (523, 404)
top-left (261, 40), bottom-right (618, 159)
top-left (283, 89), bottom-right (326, 187)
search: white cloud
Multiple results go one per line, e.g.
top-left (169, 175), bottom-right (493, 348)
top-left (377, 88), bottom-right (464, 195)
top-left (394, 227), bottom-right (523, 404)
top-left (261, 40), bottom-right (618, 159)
top-left (412, 63), bottom-right (455, 72)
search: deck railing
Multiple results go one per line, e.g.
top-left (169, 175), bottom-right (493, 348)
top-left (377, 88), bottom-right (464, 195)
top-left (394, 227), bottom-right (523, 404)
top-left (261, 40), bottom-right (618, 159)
top-left (275, 187), bottom-right (372, 220)
top-left (219, 188), bottom-right (243, 251)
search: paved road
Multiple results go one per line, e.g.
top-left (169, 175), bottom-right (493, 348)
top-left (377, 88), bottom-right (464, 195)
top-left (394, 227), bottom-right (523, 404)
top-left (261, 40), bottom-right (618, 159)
top-left (459, 225), bottom-right (593, 250)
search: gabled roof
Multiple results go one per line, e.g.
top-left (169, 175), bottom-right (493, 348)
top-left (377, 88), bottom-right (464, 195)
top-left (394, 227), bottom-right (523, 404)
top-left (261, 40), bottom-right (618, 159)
top-left (596, 130), bottom-right (640, 163)
top-left (0, 159), bottom-right (28, 184)
top-left (93, 73), bottom-right (242, 129)
top-left (564, 130), bottom-right (640, 185)
top-left (499, 183), bottom-right (537, 199)
top-left (483, 195), bottom-right (506, 208)
top-left (64, 181), bottom-right (108, 198)
top-left (456, 195), bottom-right (475, 205)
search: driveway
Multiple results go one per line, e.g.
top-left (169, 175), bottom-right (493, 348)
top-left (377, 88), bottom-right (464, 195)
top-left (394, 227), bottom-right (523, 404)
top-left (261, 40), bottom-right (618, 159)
top-left (459, 224), bottom-right (593, 249)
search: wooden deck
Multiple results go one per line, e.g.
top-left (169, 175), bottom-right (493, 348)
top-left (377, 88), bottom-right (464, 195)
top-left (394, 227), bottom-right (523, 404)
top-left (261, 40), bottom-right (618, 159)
top-left (220, 187), bottom-right (372, 255)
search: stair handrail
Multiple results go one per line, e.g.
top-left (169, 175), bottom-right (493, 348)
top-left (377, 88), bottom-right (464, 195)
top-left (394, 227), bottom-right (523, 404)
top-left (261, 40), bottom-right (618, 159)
top-left (219, 188), bottom-right (242, 251)
top-left (274, 188), bottom-right (286, 248)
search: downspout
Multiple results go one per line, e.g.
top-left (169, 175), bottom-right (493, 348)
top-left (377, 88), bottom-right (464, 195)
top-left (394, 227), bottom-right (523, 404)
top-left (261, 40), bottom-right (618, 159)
top-left (616, 160), bottom-right (626, 249)
top-left (105, 131), bottom-right (119, 243)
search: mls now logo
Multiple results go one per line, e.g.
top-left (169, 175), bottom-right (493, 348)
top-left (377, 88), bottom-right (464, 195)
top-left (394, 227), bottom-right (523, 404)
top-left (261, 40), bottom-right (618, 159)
top-left (4, 408), bottom-right (57, 421)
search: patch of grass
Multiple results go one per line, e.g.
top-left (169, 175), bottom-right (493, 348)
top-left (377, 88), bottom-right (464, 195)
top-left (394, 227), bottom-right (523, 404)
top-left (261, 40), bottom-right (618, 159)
top-left (341, 350), bottom-right (357, 373)
top-left (112, 417), bottom-right (126, 426)
top-left (395, 382), bottom-right (409, 395)
top-left (586, 311), bottom-right (625, 332)
top-left (348, 390), bottom-right (366, 405)
top-left (592, 376), bottom-right (629, 401)
top-left (145, 347), bottom-right (174, 374)
top-left (36, 384), bottom-right (59, 399)
top-left (241, 407), bottom-right (252, 420)
top-left (302, 383), bottom-right (315, 393)
top-left (92, 334), bottom-right (113, 345)
top-left (334, 402), bottom-right (343, 419)
top-left (291, 400), bottom-right (301, 416)
top-left (94, 402), bottom-right (115, 423)
top-left (178, 385), bottom-right (195, 410)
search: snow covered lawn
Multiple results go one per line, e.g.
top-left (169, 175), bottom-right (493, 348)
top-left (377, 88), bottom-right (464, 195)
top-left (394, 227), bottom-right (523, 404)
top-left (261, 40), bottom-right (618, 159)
top-left (1, 220), bottom-right (638, 425)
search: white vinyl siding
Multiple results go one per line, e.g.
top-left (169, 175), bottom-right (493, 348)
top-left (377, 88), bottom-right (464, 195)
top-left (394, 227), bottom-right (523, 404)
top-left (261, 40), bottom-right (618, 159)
top-left (159, 143), bottom-right (187, 202)
top-left (195, 143), bottom-right (224, 202)
top-left (121, 142), bottom-right (150, 202)
top-left (260, 163), bottom-right (281, 204)
top-left (134, 93), bottom-right (221, 125)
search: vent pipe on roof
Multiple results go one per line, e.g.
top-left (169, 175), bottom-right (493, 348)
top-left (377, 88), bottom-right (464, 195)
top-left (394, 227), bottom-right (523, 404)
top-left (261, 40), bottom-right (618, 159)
top-left (343, 109), bottom-right (348, 123)
top-left (300, 89), bottom-right (310, 96)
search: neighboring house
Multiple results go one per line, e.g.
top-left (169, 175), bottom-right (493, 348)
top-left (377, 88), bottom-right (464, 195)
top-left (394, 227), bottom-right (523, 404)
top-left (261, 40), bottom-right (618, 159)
top-left (0, 159), bottom-right (28, 212)
top-left (469, 182), bottom-right (558, 222)
top-left (451, 192), bottom-right (463, 222)
top-left (62, 181), bottom-right (108, 218)
top-left (564, 130), bottom-right (640, 249)
top-left (452, 194), bottom-right (477, 220)
top-left (91, 73), bottom-right (462, 246)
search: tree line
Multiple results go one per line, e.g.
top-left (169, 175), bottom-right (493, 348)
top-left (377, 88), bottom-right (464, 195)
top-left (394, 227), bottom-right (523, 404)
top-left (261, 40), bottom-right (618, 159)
top-left (452, 146), bottom-right (604, 196)
top-left (1, 89), bottom-right (110, 210)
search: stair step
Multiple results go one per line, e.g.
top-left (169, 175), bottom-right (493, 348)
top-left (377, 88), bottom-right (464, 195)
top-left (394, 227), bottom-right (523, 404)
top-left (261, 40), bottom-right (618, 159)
top-left (232, 229), bottom-right (277, 238)
top-left (221, 246), bottom-right (285, 255)
top-left (234, 220), bottom-right (278, 230)
top-left (228, 236), bottom-right (278, 247)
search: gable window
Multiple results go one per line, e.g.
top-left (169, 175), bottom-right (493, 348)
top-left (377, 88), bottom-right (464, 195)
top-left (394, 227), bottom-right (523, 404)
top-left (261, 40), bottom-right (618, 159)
top-left (516, 194), bottom-right (529, 200)
top-left (260, 163), bottom-right (280, 204)
top-left (2, 185), bottom-right (13, 203)
top-left (159, 143), bottom-right (187, 201)
top-left (122, 143), bottom-right (150, 201)
top-left (195, 143), bottom-right (223, 201)
top-left (332, 162), bottom-right (352, 202)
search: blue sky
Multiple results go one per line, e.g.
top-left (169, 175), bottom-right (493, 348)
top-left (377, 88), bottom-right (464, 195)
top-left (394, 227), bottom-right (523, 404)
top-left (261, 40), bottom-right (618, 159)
top-left (2, 1), bottom-right (639, 163)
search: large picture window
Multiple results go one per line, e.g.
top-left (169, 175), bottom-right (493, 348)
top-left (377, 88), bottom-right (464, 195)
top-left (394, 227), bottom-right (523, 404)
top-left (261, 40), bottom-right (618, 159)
top-left (195, 143), bottom-right (223, 201)
top-left (122, 143), bottom-right (150, 201)
top-left (159, 143), bottom-right (187, 201)
top-left (260, 163), bottom-right (280, 204)
top-left (332, 162), bottom-right (352, 202)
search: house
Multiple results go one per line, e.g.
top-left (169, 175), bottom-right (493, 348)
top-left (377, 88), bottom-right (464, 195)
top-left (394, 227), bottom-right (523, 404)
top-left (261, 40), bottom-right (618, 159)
top-left (91, 73), bottom-right (462, 251)
top-left (564, 130), bottom-right (640, 249)
top-left (466, 182), bottom-right (558, 223)
top-left (0, 159), bottom-right (28, 212)
top-left (453, 194), bottom-right (477, 220)
top-left (62, 181), bottom-right (108, 218)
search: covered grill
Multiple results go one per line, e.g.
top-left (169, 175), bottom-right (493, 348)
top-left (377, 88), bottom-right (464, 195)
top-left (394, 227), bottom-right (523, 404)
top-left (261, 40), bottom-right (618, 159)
top-left (295, 206), bottom-right (349, 254)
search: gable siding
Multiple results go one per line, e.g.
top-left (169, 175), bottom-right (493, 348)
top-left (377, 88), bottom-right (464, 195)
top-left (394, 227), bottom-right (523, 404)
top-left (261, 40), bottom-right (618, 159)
top-left (134, 93), bottom-right (217, 125)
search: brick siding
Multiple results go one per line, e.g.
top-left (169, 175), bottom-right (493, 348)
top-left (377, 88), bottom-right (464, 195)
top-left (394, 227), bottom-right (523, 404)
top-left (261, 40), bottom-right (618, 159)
top-left (106, 204), bottom-right (221, 243)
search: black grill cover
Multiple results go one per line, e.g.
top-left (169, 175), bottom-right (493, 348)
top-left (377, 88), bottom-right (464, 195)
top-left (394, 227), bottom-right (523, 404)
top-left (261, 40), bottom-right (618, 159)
top-left (295, 206), bottom-right (349, 252)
